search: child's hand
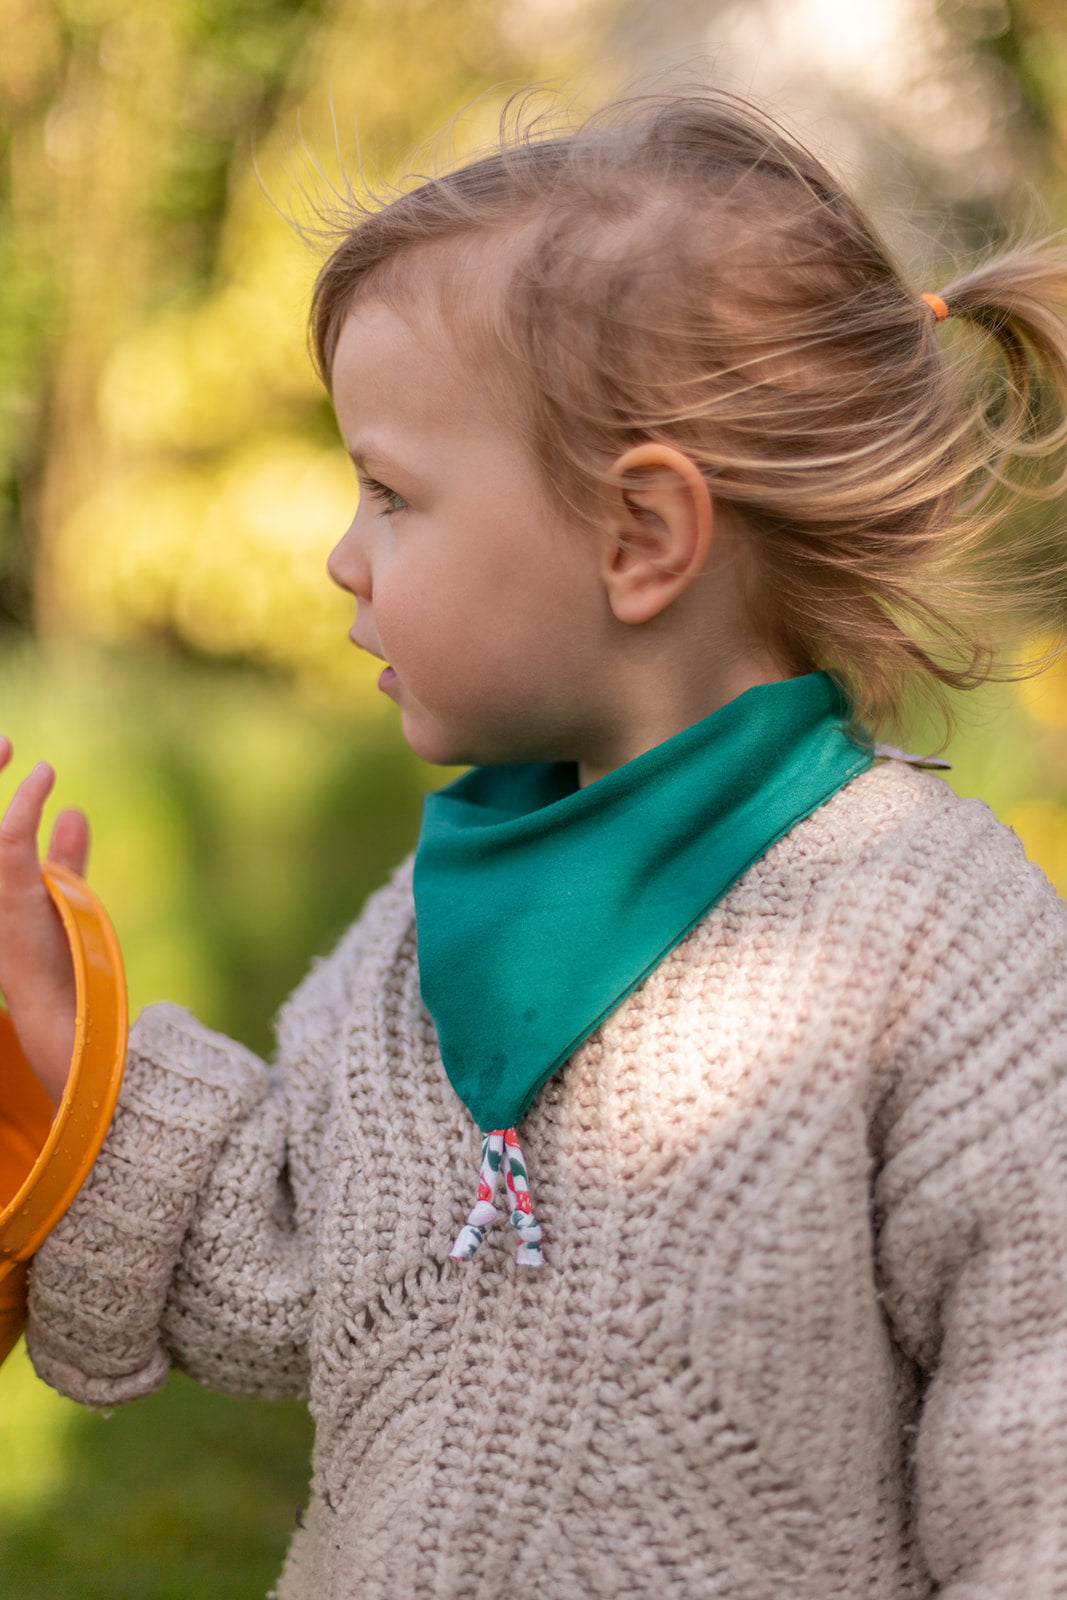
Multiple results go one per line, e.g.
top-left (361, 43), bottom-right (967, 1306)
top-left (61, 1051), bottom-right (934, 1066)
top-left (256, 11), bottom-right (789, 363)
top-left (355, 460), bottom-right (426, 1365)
top-left (0, 739), bottom-right (89, 1105)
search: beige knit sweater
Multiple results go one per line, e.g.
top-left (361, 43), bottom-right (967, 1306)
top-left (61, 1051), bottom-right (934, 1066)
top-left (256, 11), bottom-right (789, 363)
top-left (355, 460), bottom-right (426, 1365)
top-left (25, 762), bottom-right (1067, 1600)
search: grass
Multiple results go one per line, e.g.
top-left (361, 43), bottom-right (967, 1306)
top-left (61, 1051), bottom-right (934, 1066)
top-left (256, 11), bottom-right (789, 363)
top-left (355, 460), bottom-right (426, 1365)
top-left (0, 1344), bottom-right (313, 1600)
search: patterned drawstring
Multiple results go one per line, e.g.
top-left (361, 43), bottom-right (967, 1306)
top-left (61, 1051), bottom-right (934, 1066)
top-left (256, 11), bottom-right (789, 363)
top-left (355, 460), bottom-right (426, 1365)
top-left (450, 1127), bottom-right (545, 1268)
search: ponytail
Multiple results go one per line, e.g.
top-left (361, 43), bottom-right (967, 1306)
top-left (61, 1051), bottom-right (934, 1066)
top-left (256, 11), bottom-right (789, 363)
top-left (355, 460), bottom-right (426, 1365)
top-left (893, 245), bottom-right (1067, 723)
top-left (937, 248), bottom-right (1067, 494)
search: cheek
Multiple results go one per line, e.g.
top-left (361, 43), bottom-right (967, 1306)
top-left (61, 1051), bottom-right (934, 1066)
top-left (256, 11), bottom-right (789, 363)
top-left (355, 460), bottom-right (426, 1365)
top-left (372, 530), bottom-right (599, 705)
top-left (375, 554), bottom-right (501, 655)
top-left (370, 569), bottom-right (484, 685)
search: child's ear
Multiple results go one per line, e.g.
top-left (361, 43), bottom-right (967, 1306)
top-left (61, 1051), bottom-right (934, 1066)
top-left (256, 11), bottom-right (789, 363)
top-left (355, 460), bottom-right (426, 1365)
top-left (601, 443), bottom-right (715, 625)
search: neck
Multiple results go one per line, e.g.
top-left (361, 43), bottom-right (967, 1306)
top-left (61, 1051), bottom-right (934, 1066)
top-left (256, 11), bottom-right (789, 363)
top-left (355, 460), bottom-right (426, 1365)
top-left (576, 643), bottom-right (792, 788)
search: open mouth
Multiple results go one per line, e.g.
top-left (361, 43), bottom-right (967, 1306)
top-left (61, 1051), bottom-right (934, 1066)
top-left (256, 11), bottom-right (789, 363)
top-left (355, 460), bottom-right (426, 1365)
top-left (345, 630), bottom-right (396, 693)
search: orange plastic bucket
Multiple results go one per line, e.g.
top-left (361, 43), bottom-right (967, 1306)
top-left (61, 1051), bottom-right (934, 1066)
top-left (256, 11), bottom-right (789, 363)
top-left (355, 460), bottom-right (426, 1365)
top-left (0, 864), bottom-right (127, 1364)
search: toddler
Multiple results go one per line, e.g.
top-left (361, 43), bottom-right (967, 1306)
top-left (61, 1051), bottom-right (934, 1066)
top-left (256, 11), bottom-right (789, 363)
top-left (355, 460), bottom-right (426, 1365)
top-left (3, 91), bottom-right (1067, 1600)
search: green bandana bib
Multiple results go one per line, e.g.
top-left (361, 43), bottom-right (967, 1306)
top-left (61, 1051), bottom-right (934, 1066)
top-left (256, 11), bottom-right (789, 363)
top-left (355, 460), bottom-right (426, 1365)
top-left (413, 672), bottom-right (871, 1135)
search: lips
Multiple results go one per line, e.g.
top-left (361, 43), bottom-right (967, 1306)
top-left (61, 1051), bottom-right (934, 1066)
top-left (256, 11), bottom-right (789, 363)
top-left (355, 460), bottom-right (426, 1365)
top-left (345, 628), bottom-right (397, 694)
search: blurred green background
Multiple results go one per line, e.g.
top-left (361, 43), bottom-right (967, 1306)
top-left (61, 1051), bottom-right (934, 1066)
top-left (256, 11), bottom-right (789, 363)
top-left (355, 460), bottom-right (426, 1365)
top-left (4, 0), bottom-right (1067, 1594)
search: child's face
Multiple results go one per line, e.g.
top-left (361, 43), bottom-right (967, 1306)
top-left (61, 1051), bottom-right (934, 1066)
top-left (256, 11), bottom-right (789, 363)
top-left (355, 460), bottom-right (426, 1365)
top-left (327, 300), bottom-right (620, 770)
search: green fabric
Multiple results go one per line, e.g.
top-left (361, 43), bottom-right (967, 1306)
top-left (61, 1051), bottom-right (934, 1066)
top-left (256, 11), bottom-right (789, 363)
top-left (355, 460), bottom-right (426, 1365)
top-left (413, 672), bottom-right (871, 1133)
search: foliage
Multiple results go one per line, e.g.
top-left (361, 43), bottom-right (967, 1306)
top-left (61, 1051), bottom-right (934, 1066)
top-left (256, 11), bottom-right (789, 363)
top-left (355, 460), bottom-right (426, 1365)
top-left (0, 0), bottom-right (590, 662)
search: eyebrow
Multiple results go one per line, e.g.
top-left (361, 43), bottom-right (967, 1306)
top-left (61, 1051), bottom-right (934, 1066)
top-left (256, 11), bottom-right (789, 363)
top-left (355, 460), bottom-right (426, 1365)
top-left (346, 438), bottom-right (404, 477)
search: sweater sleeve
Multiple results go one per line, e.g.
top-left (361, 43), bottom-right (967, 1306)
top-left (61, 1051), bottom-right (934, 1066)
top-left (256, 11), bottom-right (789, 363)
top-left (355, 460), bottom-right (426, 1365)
top-left (873, 803), bottom-right (1067, 1600)
top-left (25, 905), bottom-right (369, 1409)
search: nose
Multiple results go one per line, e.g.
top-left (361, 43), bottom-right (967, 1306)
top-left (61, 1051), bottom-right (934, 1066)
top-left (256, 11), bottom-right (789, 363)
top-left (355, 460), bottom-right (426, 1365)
top-left (327, 517), bottom-right (371, 599)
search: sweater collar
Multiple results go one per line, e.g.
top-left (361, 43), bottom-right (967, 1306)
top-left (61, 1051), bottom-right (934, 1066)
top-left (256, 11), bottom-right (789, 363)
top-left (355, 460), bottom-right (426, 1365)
top-left (413, 671), bottom-right (871, 1136)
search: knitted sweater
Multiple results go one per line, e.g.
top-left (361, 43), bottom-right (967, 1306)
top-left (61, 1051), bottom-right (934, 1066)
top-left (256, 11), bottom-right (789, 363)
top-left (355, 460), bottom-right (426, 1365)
top-left (25, 762), bottom-right (1067, 1600)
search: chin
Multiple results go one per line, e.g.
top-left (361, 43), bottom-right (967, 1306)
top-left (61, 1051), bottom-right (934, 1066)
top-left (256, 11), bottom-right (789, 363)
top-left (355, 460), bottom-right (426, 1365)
top-left (402, 724), bottom-right (538, 772)
top-left (399, 717), bottom-right (475, 770)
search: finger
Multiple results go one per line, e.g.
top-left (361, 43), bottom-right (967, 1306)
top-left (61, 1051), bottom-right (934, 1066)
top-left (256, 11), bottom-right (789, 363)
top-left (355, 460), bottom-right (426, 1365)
top-left (0, 737), bottom-right (11, 773)
top-left (48, 808), bottom-right (91, 877)
top-left (0, 761), bottom-right (55, 892)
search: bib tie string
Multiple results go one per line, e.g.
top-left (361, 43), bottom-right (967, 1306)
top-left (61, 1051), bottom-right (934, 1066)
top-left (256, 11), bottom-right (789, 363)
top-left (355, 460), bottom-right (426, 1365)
top-left (450, 1127), bottom-right (544, 1268)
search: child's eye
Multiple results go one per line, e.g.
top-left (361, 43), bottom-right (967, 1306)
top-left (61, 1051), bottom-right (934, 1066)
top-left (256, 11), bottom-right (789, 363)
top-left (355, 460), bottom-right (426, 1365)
top-left (361, 476), bottom-right (408, 516)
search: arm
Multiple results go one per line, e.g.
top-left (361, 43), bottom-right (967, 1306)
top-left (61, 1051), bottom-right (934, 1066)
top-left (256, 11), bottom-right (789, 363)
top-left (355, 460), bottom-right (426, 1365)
top-left (24, 907), bottom-right (371, 1406)
top-left (27, 1001), bottom-right (316, 1405)
top-left (0, 739), bottom-right (307, 1400)
top-left (11, 743), bottom-right (384, 1408)
top-left (874, 812), bottom-right (1067, 1598)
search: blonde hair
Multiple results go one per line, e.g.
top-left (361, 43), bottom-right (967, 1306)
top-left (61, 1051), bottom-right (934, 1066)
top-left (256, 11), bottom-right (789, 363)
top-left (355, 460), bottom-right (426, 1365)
top-left (310, 92), bottom-right (1067, 731)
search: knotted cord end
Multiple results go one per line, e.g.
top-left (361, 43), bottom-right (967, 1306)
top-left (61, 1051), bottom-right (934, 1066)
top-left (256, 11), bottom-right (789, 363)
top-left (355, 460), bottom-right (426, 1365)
top-left (450, 1128), bottom-right (546, 1267)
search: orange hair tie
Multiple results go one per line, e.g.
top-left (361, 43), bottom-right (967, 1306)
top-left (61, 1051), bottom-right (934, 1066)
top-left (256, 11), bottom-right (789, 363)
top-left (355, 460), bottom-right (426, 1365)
top-left (921, 292), bottom-right (949, 322)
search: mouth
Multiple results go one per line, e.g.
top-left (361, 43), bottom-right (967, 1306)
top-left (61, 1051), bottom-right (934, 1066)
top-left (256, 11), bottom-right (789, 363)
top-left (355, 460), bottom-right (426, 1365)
top-left (347, 631), bottom-right (398, 695)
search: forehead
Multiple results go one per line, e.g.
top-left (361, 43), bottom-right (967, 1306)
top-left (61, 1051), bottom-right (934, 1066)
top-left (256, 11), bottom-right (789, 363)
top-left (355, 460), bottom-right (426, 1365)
top-left (330, 295), bottom-right (563, 514)
top-left (331, 298), bottom-right (499, 444)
